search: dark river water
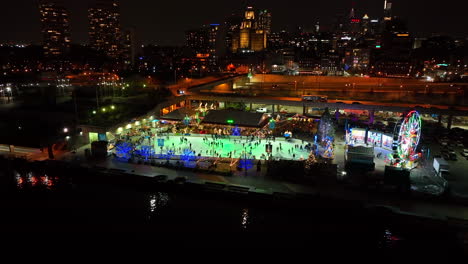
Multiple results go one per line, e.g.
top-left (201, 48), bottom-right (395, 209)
top-left (0, 159), bottom-right (466, 256)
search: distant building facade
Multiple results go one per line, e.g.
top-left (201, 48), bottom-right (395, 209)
top-left (38, 0), bottom-right (71, 58)
top-left (231, 6), bottom-right (267, 53)
top-left (88, 0), bottom-right (122, 59)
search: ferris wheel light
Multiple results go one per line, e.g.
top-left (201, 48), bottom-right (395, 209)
top-left (394, 110), bottom-right (422, 166)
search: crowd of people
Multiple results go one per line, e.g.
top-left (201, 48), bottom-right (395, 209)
top-left (109, 115), bottom-right (337, 165)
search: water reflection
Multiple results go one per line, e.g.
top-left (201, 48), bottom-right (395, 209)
top-left (241, 208), bottom-right (250, 230)
top-left (378, 228), bottom-right (402, 249)
top-left (14, 170), bottom-right (56, 190)
top-left (148, 192), bottom-right (169, 218)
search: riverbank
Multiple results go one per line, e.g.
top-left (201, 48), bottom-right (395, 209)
top-left (6, 154), bottom-right (468, 231)
top-left (1, 156), bottom-right (467, 252)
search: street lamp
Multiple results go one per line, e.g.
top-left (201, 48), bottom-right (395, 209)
top-left (6, 87), bottom-right (11, 102)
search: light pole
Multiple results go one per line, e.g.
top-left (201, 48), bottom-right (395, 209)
top-left (261, 72), bottom-right (265, 89)
top-left (6, 87), bottom-right (11, 102)
top-left (96, 86), bottom-right (100, 109)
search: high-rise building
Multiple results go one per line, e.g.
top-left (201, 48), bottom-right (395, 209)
top-left (88, 0), bottom-right (122, 59)
top-left (122, 27), bottom-right (136, 67)
top-left (348, 7), bottom-right (361, 34)
top-left (208, 24), bottom-right (219, 66)
top-left (186, 29), bottom-right (208, 54)
top-left (362, 14), bottom-right (370, 35)
top-left (258, 10), bottom-right (272, 34)
top-left (186, 24), bottom-right (219, 67)
top-left (38, 0), bottom-right (71, 58)
top-left (223, 14), bottom-right (242, 55)
top-left (383, 0), bottom-right (393, 21)
top-left (231, 6), bottom-right (267, 53)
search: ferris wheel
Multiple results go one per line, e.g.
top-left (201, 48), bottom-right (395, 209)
top-left (393, 110), bottom-right (422, 166)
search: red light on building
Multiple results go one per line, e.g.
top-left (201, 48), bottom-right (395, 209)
top-left (196, 53), bottom-right (210, 58)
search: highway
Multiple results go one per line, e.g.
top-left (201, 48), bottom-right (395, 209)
top-left (187, 94), bottom-right (468, 117)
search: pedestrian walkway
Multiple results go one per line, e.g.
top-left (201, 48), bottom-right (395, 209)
top-left (57, 142), bottom-right (468, 224)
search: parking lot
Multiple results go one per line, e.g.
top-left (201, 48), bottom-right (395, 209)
top-left (424, 127), bottom-right (468, 198)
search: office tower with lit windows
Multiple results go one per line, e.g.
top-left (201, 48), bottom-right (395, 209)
top-left (186, 28), bottom-right (209, 54)
top-left (186, 24), bottom-right (219, 67)
top-left (258, 10), bottom-right (272, 34)
top-left (208, 24), bottom-right (219, 66)
top-left (348, 7), bottom-right (361, 34)
top-left (38, 0), bottom-right (71, 58)
top-left (88, 0), bottom-right (122, 59)
top-left (122, 27), bottom-right (136, 67)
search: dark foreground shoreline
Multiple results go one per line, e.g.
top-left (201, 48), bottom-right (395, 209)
top-left (0, 157), bottom-right (467, 254)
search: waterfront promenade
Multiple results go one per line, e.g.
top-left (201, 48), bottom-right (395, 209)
top-left (57, 144), bottom-right (468, 228)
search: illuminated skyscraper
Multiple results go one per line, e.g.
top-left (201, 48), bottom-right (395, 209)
top-left (231, 6), bottom-right (267, 53)
top-left (122, 27), bottom-right (136, 67)
top-left (186, 24), bottom-right (219, 67)
top-left (88, 0), bottom-right (122, 59)
top-left (348, 7), bottom-right (361, 33)
top-left (38, 0), bottom-right (71, 58)
top-left (208, 24), bottom-right (219, 66)
top-left (258, 10), bottom-right (272, 34)
top-left (384, 0), bottom-right (393, 21)
top-left (186, 29), bottom-right (208, 54)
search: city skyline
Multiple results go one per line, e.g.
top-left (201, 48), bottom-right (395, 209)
top-left (0, 0), bottom-right (467, 46)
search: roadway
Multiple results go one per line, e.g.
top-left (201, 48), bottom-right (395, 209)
top-left (186, 94), bottom-right (468, 117)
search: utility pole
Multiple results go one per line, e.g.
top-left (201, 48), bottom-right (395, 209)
top-left (73, 87), bottom-right (79, 124)
top-left (96, 86), bottom-right (99, 109)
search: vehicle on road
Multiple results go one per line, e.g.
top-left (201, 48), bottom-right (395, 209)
top-left (256, 107), bottom-right (268, 113)
top-left (433, 158), bottom-right (449, 176)
top-left (441, 171), bottom-right (450, 179)
top-left (302, 95), bottom-right (328, 102)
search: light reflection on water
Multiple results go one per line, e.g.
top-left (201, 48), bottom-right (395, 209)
top-left (378, 228), bottom-right (402, 249)
top-left (148, 192), bottom-right (170, 218)
top-left (14, 170), bottom-right (56, 190)
top-left (241, 208), bottom-right (250, 230)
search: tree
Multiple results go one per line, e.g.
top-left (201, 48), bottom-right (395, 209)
top-left (318, 107), bottom-right (335, 142)
top-left (305, 151), bottom-right (317, 170)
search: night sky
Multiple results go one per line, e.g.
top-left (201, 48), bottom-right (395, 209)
top-left (1, 0), bottom-right (467, 46)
